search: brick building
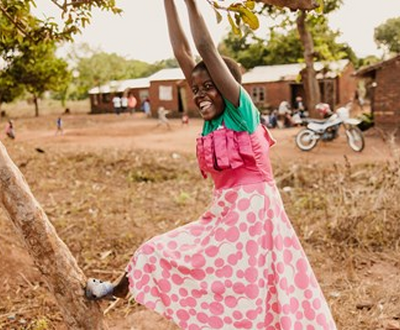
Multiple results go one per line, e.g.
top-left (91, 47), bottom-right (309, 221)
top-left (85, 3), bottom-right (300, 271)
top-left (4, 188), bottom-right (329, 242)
top-left (355, 54), bottom-right (400, 128)
top-left (89, 60), bottom-right (356, 117)
top-left (242, 60), bottom-right (356, 112)
top-left (89, 78), bottom-right (150, 113)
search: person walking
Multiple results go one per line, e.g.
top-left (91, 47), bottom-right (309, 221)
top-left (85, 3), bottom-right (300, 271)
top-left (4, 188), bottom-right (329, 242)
top-left (55, 117), bottom-right (64, 135)
top-left (5, 120), bottom-right (15, 139)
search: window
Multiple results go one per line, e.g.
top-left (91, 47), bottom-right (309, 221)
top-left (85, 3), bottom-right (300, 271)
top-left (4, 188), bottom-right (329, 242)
top-left (251, 87), bottom-right (266, 103)
top-left (159, 85), bottom-right (173, 101)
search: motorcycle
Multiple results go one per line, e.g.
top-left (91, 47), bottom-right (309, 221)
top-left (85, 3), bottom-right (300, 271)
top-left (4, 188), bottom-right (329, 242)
top-left (295, 105), bottom-right (365, 152)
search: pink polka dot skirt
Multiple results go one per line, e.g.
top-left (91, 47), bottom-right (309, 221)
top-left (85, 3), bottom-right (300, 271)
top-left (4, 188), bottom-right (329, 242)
top-left (125, 182), bottom-right (337, 329)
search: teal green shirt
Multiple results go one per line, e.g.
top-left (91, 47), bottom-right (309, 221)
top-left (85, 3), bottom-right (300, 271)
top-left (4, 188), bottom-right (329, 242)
top-left (202, 86), bottom-right (260, 136)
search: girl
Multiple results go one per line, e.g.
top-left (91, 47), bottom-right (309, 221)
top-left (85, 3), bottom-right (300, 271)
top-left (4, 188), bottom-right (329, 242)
top-left (86, 1), bottom-right (337, 329)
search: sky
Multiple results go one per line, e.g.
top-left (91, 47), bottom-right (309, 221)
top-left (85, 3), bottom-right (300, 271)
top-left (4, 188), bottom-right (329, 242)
top-left (34, 0), bottom-right (400, 63)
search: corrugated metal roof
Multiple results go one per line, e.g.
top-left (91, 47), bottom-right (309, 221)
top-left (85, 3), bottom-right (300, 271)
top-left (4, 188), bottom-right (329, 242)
top-left (147, 68), bottom-right (185, 81)
top-left (242, 59), bottom-right (350, 84)
top-left (355, 54), bottom-right (400, 76)
top-left (88, 77), bottom-right (150, 95)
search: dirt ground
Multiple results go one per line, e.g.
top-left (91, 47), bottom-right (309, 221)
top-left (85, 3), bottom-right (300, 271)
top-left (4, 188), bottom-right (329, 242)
top-left (0, 112), bottom-right (399, 330)
top-left (12, 112), bottom-right (396, 163)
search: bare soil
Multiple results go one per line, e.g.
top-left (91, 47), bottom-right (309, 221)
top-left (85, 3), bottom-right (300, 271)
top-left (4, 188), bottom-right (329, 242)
top-left (0, 112), bottom-right (399, 330)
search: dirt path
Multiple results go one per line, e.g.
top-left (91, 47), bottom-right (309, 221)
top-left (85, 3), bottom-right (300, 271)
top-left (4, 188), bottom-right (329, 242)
top-left (10, 112), bottom-right (395, 164)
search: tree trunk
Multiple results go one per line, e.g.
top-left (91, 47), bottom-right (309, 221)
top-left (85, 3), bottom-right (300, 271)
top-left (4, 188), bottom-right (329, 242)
top-left (296, 10), bottom-right (321, 118)
top-left (256, 0), bottom-right (318, 10)
top-left (0, 142), bottom-right (108, 330)
top-left (33, 94), bottom-right (39, 117)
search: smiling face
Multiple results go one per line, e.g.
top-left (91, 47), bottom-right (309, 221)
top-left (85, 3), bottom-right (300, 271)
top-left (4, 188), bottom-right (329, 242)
top-left (190, 69), bottom-right (225, 121)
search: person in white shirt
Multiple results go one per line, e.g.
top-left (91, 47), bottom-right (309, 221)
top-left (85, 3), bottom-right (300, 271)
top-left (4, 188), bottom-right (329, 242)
top-left (112, 95), bottom-right (122, 115)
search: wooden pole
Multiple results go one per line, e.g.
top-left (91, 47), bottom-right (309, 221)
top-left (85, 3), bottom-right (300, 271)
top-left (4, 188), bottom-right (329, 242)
top-left (0, 141), bottom-right (107, 330)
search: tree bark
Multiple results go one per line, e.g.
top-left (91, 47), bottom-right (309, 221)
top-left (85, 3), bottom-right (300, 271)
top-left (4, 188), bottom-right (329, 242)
top-left (33, 95), bottom-right (39, 117)
top-left (256, 0), bottom-right (319, 10)
top-left (296, 10), bottom-right (321, 117)
top-left (0, 142), bottom-right (107, 330)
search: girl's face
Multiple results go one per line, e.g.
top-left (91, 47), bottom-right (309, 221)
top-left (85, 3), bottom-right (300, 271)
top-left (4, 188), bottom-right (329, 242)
top-left (191, 69), bottom-right (224, 121)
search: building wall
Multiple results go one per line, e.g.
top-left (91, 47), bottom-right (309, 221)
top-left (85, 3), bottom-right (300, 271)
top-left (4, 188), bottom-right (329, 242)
top-left (243, 81), bottom-right (291, 110)
top-left (373, 58), bottom-right (400, 126)
top-left (337, 63), bottom-right (357, 107)
top-left (149, 81), bottom-right (181, 118)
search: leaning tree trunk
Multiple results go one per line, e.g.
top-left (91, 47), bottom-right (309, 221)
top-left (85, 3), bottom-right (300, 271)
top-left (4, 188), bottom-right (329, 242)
top-left (296, 10), bottom-right (321, 118)
top-left (0, 142), bottom-right (107, 330)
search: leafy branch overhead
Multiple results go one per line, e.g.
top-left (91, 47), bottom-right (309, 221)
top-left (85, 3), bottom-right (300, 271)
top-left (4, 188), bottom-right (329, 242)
top-left (0, 0), bottom-right (318, 43)
top-left (207, 0), bottom-right (319, 37)
top-left (0, 0), bottom-right (121, 43)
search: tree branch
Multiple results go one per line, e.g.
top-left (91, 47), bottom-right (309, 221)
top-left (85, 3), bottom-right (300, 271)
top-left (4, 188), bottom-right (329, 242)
top-left (255, 0), bottom-right (319, 10)
top-left (0, 3), bottom-right (28, 37)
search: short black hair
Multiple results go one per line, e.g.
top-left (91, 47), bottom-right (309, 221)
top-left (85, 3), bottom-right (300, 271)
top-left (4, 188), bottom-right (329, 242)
top-left (192, 56), bottom-right (242, 84)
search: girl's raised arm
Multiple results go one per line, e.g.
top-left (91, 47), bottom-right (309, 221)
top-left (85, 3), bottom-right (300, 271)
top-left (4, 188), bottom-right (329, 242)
top-left (164, 0), bottom-right (196, 82)
top-left (184, 0), bottom-right (240, 107)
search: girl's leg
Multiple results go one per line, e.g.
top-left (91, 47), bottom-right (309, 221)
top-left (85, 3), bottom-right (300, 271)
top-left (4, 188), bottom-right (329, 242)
top-left (112, 273), bottom-right (129, 298)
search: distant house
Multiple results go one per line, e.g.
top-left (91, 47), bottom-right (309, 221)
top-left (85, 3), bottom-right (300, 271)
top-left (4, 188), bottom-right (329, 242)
top-left (355, 54), bottom-right (400, 128)
top-left (88, 60), bottom-right (357, 116)
top-left (146, 68), bottom-right (192, 118)
top-left (242, 60), bottom-right (356, 111)
top-left (89, 68), bottom-right (194, 117)
top-left (89, 78), bottom-right (150, 113)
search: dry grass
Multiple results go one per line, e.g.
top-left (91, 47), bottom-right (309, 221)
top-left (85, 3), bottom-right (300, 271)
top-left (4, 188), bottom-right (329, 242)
top-left (0, 138), bottom-right (399, 329)
top-left (1, 99), bottom-right (90, 119)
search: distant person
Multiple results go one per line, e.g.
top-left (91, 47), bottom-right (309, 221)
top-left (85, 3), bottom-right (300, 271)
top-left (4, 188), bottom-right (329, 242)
top-left (5, 120), bottom-right (15, 139)
top-left (260, 111), bottom-right (270, 128)
top-left (64, 108), bottom-right (71, 115)
top-left (269, 109), bottom-right (278, 128)
top-left (121, 95), bottom-right (128, 113)
top-left (181, 113), bottom-right (189, 126)
top-left (294, 95), bottom-right (306, 118)
top-left (278, 100), bottom-right (292, 128)
top-left (156, 106), bottom-right (171, 129)
top-left (128, 94), bottom-right (137, 114)
top-left (55, 117), bottom-right (64, 136)
top-left (142, 98), bottom-right (151, 118)
top-left (112, 95), bottom-right (122, 115)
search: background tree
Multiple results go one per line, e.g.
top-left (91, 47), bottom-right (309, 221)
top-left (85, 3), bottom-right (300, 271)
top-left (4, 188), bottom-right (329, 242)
top-left (66, 44), bottom-right (179, 100)
top-left (9, 41), bottom-right (71, 116)
top-left (374, 17), bottom-right (400, 55)
top-left (219, 19), bottom-right (355, 69)
top-left (259, 0), bottom-right (344, 116)
top-left (0, 69), bottom-right (24, 111)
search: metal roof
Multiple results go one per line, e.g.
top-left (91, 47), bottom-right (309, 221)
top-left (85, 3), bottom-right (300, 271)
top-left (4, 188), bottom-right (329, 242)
top-left (88, 68), bottom-right (184, 95)
top-left (355, 54), bottom-right (400, 76)
top-left (242, 59), bottom-right (350, 84)
top-left (88, 77), bottom-right (150, 95)
top-left (88, 61), bottom-right (351, 95)
top-left (147, 68), bottom-right (185, 81)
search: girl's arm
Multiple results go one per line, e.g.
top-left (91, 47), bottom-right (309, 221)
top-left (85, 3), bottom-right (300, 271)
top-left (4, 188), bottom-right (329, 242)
top-left (184, 0), bottom-right (240, 107)
top-left (164, 0), bottom-right (196, 82)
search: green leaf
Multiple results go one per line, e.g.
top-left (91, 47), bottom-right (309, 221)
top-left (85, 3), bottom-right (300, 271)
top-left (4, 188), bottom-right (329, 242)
top-left (213, 8), bottom-right (223, 24)
top-left (245, 1), bottom-right (255, 10)
top-left (239, 6), bottom-right (259, 30)
top-left (228, 13), bottom-right (242, 37)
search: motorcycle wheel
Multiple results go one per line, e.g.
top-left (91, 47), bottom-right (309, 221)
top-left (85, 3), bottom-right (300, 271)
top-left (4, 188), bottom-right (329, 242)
top-left (346, 127), bottom-right (365, 152)
top-left (295, 128), bottom-right (318, 151)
